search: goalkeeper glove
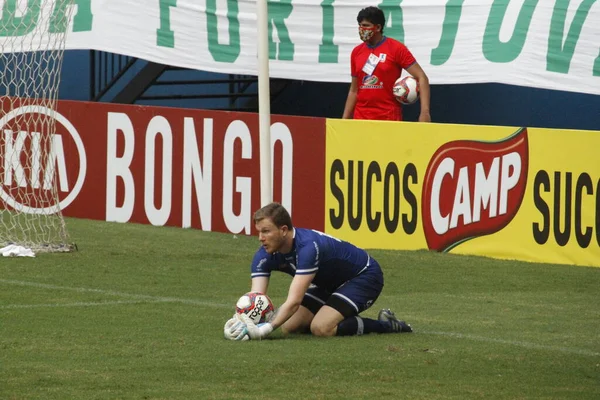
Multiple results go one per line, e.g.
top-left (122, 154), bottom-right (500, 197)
top-left (223, 314), bottom-right (249, 341)
top-left (237, 313), bottom-right (273, 340)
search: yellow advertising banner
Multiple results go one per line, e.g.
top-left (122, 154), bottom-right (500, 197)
top-left (325, 119), bottom-right (600, 267)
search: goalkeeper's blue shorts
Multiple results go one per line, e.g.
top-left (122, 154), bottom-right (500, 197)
top-left (301, 257), bottom-right (384, 318)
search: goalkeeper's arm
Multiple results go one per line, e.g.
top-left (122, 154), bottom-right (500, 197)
top-left (268, 273), bottom-right (314, 329)
top-left (250, 276), bottom-right (269, 294)
top-left (243, 273), bottom-right (314, 339)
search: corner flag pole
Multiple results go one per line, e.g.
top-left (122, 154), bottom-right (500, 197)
top-left (257, 0), bottom-right (272, 207)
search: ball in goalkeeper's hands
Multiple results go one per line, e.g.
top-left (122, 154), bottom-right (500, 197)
top-left (235, 292), bottom-right (274, 324)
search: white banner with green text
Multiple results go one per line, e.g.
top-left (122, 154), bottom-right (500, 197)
top-left (1, 0), bottom-right (599, 94)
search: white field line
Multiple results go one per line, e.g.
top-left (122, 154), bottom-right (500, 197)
top-left (436, 293), bottom-right (600, 315)
top-left (0, 299), bottom-right (170, 309)
top-left (2, 279), bottom-right (598, 357)
top-left (0, 278), bottom-right (231, 309)
top-left (420, 330), bottom-right (600, 358)
top-left (391, 293), bottom-right (596, 314)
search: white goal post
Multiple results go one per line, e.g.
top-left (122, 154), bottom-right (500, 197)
top-left (0, 0), bottom-right (76, 252)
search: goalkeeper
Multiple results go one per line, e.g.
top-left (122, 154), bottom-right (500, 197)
top-left (225, 202), bottom-right (413, 341)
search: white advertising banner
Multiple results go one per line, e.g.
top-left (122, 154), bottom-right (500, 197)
top-left (1, 0), bottom-right (599, 95)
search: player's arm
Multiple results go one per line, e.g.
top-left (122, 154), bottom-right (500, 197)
top-left (250, 276), bottom-right (269, 294)
top-left (249, 248), bottom-right (273, 293)
top-left (342, 76), bottom-right (358, 119)
top-left (267, 272), bottom-right (314, 330)
top-left (238, 272), bottom-right (315, 340)
top-left (405, 62), bottom-right (431, 122)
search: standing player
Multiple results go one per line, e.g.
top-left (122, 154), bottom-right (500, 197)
top-left (342, 6), bottom-right (431, 122)
top-left (224, 202), bottom-right (412, 341)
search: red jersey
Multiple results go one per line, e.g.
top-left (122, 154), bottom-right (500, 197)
top-left (351, 37), bottom-right (416, 121)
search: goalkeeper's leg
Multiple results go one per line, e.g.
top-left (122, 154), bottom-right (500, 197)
top-left (280, 305), bottom-right (313, 335)
top-left (324, 260), bottom-right (412, 336)
top-left (336, 312), bottom-right (412, 336)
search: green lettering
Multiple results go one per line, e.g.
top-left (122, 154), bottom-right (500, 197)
top-left (157, 0), bottom-right (177, 48)
top-left (430, 0), bottom-right (464, 66)
top-left (547, 0), bottom-right (595, 74)
top-left (378, 0), bottom-right (404, 43)
top-left (50, 0), bottom-right (93, 33)
top-left (483, 0), bottom-right (538, 63)
top-left (319, 0), bottom-right (338, 63)
top-left (0, 0), bottom-right (41, 37)
top-left (268, 0), bottom-right (294, 60)
top-left (594, 52), bottom-right (600, 77)
top-left (206, 0), bottom-right (240, 62)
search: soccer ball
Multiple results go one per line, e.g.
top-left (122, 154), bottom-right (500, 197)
top-left (235, 292), bottom-right (275, 324)
top-left (393, 76), bottom-right (420, 105)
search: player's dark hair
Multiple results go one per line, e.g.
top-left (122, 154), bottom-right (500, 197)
top-left (357, 6), bottom-right (385, 33)
top-left (254, 202), bottom-right (293, 230)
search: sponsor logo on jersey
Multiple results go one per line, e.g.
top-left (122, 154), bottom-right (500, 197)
top-left (360, 75), bottom-right (384, 89)
top-left (255, 258), bottom-right (267, 271)
top-left (421, 128), bottom-right (529, 251)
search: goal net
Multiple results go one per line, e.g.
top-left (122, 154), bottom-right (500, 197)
top-left (0, 0), bottom-right (75, 252)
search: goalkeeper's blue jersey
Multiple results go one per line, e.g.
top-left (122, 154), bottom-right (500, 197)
top-left (250, 228), bottom-right (372, 292)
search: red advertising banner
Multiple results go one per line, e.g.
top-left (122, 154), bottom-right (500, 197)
top-left (421, 128), bottom-right (529, 252)
top-left (0, 99), bottom-right (326, 234)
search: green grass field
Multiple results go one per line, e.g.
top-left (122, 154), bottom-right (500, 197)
top-left (1, 218), bottom-right (599, 400)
